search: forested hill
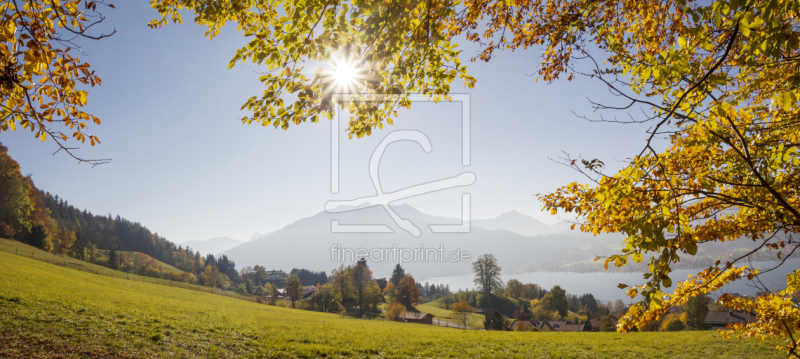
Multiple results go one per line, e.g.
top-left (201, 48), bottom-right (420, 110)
top-left (41, 193), bottom-right (203, 273)
top-left (0, 143), bottom-right (202, 275)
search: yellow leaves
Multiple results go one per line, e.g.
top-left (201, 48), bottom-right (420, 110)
top-left (1, 1), bottom-right (106, 153)
top-left (781, 92), bottom-right (796, 112)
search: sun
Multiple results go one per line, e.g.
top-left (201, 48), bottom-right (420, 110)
top-left (330, 60), bottom-right (360, 89)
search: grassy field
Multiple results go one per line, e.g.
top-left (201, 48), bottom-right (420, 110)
top-left (416, 294), bottom-right (531, 329)
top-left (416, 300), bottom-right (486, 329)
top-left (0, 238), bottom-right (259, 303)
top-left (0, 249), bottom-right (783, 358)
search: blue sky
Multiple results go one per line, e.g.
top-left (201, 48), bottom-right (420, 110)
top-left (1, 3), bottom-right (654, 243)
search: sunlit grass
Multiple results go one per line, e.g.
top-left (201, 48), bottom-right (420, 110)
top-left (0, 248), bottom-right (781, 358)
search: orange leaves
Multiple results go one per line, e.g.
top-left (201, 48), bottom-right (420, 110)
top-left (1, 0), bottom-right (111, 161)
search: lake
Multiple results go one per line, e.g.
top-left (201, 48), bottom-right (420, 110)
top-left (424, 257), bottom-right (800, 303)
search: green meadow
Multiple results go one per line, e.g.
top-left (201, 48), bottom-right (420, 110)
top-left (0, 247), bottom-right (781, 358)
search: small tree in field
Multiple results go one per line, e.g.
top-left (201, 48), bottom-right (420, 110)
top-left (451, 301), bottom-right (474, 329)
top-left (287, 275), bottom-right (303, 308)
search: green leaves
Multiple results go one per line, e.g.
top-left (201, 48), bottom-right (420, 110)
top-left (686, 242), bottom-right (697, 256)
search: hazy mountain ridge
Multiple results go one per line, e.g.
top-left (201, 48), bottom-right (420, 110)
top-left (471, 210), bottom-right (573, 236)
top-left (182, 237), bottom-right (245, 257)
top-left (223, 204), bottom-right (624, 279)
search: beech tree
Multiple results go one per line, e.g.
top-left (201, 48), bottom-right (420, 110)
top-left (0, 1), bottom-right (114, 164)
top-left (472, 254), bottom-right (503, 297)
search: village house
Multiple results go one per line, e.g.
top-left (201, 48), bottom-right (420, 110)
top-left (267, 270), bottom-right (287, 281)
top-left (399, 312), bottom-right (434, 325)
top-left (302, 285), bottom-right (315, 299)
top-left (704, 311), bottom-right (757, 330)
top-left (588, 315), bottom-right (621, 331)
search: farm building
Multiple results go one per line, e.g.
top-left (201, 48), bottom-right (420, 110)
top-left (704, 311), bottom-right (757, 330)
top-left (399, 312), bottom-right (434, 325)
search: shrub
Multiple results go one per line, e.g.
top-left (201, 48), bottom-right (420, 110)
top-left (513, 323), bottom-right (531, 331)
top-left (600, 315), bottom-right (617, 332)
top-left (661, 314), bottom-right (686, 331)
top-left (639, 319), bottom-right (662, 332)
top-left (484, 310), bottom-right (506, 331)
top-left (385, 302), bottom-right (405, 321)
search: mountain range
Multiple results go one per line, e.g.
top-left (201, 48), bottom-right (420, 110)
top-left (182, 237), bottom-right (245, 257)
top-left (221, 204), bottom-right (624, 279)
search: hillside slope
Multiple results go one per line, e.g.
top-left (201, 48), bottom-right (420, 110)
top-left (0, 250), bottom-right (779, 358)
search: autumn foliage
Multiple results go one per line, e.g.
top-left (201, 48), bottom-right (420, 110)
top-left (0, 1), bottom-right (115, 164)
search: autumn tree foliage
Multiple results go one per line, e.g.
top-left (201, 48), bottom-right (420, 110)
top-left (395, 274), bottom-right (420, 308)
top-left (331, 264), bottom-right (354, 305)
top-left (149, 0), bottom-right (474, 139)
top-left (0, 1), bottom-right (115, 164)
top-left (513, 0), bottom-right (800, 354)
top-left (385, 302), bottom-right (406, 321)
top-left (201, 264), bottom-right (224, 288)
top-left (450, 300), bottom-right (474, 328)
